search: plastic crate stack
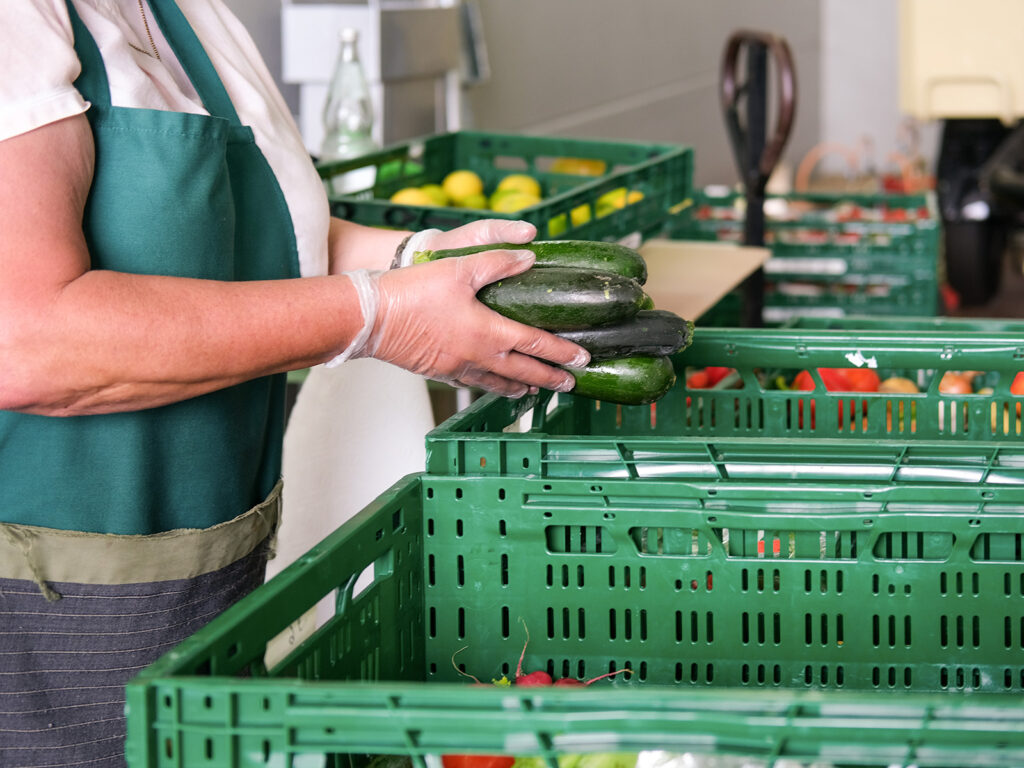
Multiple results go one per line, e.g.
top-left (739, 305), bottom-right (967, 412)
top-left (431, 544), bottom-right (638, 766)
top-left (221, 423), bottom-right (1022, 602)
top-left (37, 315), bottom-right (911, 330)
top-left (316, 130), bottom-right (694, 244)
top-left (125, 317), bottom-right (1024, 768)
top-left (671, 189), bottom-right (941, 326)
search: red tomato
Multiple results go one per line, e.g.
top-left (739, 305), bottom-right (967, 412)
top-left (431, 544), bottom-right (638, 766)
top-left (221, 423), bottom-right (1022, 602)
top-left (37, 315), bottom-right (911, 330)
top-left (686, 370), bottom-right (710, 389)
top-left (1011, 372), bottom-right (1024, 396)
top-left (792, 370), bottom-right (815, 391)
top-left (842, 368), bottom-right (881, 392)
top-left (704, 366), bottom-right (734, 386)
top-left (793, 368), bottom-right (852, 392)
top-left (939, 372), bottom-right (973, 395)
top-left (442, 756), bottom-right (515, 768)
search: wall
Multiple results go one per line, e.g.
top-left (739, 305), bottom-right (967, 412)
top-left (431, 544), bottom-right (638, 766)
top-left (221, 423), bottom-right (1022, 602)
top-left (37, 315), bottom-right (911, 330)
top-left (222, 0), bottom-right (298, 109)
top-left (819, 0), bottom-right (939, 183)
top-left (226, 1), bottom-right (936, 189)
top-left (462, 0), bottom-right (822, 187)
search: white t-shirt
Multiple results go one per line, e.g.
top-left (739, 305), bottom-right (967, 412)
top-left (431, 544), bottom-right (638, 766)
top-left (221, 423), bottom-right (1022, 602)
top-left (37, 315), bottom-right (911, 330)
top-left (0, 0), bottom-right (329, 278)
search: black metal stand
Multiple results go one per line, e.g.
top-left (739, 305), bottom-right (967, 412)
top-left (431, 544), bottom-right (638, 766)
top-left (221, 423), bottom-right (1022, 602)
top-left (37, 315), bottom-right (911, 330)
top-left (720, 30), bottom-right (796, 327)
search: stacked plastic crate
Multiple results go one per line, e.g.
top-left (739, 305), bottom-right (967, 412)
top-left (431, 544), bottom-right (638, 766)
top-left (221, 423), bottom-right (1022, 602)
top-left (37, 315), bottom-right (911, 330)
top-left (671, 190), bottom-right (941, 326)
top-left (126, 317), bottom-right (1024, 768)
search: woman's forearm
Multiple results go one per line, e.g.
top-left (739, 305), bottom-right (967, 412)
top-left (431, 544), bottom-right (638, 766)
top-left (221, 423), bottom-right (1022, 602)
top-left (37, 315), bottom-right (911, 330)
top-left (1, 269), bottom-right (363, 416)
top-left (327, 217), bottom-right (409, 273)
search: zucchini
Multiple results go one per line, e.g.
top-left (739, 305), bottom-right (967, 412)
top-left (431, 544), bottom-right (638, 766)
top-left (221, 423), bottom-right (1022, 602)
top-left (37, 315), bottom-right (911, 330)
top-left (556, 309), bottom-right (694, 362)
top-left (565, 355), bottom-right (677, 405)
top-left (414, 239), bottom-right (648, 284)
top-left (478, 267), bottom-right (645, 331)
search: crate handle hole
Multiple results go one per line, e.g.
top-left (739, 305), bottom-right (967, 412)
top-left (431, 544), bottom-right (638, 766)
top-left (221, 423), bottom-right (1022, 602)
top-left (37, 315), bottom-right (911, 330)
top-left (862, 519), bottom-right (874, 526)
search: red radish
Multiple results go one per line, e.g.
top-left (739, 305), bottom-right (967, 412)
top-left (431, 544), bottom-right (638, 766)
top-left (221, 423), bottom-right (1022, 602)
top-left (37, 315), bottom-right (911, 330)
top-left (515, 669), bottom-right (553, 687)
top-left (553, 668), bottom-right (633, 687)
top-left (451, 645), bottom-right (485, 684)
top-left (513, 619), bottom-right (553, 686)
top-left (442, 755), bottom-right (514, 768)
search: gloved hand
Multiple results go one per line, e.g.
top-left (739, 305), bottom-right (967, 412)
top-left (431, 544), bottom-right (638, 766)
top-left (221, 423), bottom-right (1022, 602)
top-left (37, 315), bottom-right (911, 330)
top-left (328, 221), bottom-right (590, 398)
top-left (394, 219), bottom-right (536, 268)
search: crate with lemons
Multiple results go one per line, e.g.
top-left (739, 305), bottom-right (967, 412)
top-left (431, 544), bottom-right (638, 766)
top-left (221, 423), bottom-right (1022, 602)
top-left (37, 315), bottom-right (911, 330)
top-left (412, 232), bottom-right (693, 406)
top-left (390, 168), bottom-right (647, 239)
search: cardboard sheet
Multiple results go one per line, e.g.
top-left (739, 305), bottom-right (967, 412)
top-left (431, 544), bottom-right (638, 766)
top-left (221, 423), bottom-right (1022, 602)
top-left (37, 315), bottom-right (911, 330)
top-left (638, 238), bottom-right (771, 321)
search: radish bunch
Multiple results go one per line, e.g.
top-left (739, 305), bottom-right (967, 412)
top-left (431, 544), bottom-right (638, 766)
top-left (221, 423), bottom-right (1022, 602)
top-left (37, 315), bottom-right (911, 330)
top-left (454, 620), bottom-right (632, 688)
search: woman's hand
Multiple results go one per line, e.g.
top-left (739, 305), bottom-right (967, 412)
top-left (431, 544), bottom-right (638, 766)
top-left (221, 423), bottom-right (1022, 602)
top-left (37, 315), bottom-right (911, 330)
top-left (415, 218), bottom-right (537, 254)
top-left (366, 248), bottom-right (590, 397)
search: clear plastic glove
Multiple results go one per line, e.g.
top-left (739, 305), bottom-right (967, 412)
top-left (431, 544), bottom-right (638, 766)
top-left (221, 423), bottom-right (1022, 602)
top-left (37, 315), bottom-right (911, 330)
top-left (395, 218), bottom-right (537, 268)
top-left (369, 248), bottom-right (591, 397)
top-left (328, 221), bottom-right (590, 398)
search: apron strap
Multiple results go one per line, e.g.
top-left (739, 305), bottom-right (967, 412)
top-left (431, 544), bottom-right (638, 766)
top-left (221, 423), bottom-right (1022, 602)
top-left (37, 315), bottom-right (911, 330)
top-left (64, 0), bottom-right (114, 109)
top-left (147, 1), bottom-right (244, 126)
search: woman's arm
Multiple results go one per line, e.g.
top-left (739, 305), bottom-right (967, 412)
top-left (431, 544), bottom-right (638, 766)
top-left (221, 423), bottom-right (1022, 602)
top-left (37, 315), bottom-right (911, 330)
top-left (0, 115), bottom-right (366, 416)
top-left (326, 216), bottom-right (407, 273)
top-left (324, 216), bottom-right (539, 274)
top-left (0, 115), bottom-right (587, 417)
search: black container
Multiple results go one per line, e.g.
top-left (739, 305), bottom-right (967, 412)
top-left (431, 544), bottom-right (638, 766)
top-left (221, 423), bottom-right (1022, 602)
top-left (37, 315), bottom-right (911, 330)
top-left (936, 119), bottom-right (1012, 306)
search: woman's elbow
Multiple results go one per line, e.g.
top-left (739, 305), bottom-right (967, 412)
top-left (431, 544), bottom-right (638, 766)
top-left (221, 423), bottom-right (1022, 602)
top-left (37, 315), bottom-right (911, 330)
top-left (0, 330), bottom-right (73, 415)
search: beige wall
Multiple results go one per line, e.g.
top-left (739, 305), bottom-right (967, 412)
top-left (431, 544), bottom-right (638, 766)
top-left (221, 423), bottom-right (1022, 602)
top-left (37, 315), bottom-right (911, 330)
top-left (462, 0), bottom-right (823, 187)
top-left (232, 1), bottom-right (928, 189)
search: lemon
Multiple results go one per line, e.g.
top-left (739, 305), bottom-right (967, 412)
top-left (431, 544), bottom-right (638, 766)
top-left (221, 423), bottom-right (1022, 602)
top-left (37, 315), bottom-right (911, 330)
top-left (496, 173), bottom-right (542, 198)
top-left (570, 204), bottom-right (592, 227)
top-left (390, 187), bottom-right (435, 206)
top-left (378, 159), bottom-right (424, 183)
top-left (454, 192), bottom-right (488, 210)
top-left (488, 189), bottom-right (515, 208)
top-left (420, 184), bottom-right (449, 206)
top-left (550, 157), bottom-right (607, 176)
top-left (490, 191), bottom-right (540, 214)
top-left (596, 188), bottom-right (644, 217)
top-left (547, 214), bottom-right (568, 237)
top-left (442, 170), bottom-right (484, 204)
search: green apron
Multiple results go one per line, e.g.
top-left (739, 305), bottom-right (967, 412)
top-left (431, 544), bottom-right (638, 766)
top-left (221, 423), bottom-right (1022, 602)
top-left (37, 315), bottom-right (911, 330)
top-left (0, 0), bottom-right (300, 536)
top-left (0, 2), bottom-right (302, 766)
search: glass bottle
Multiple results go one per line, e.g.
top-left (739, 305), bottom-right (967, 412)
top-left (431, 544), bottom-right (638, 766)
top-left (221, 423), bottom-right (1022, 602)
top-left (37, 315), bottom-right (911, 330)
top-left (320, 27), bottom-right (378, 195)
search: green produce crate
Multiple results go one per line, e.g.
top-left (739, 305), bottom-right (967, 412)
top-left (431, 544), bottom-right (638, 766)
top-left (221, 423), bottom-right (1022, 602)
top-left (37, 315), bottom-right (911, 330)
top-left (670, 190), bottom-right (940, 325)
top-left (316, 131), bottom-right (693, 243)
top-left (126, 471), bottom-right (1024, 768)
top-left (426, 321), bottom-right (1024, 478)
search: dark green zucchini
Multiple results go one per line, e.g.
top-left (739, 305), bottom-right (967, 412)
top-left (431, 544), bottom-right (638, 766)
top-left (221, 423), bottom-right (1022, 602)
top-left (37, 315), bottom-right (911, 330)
top-left (556, 310), bottom-right (694, 362)
top-left (477, 267), bottom-right (645, 331)
top-left (565, 355), bottom-right (677, 405)
top-left (414, 239), bottom-right (648, 284)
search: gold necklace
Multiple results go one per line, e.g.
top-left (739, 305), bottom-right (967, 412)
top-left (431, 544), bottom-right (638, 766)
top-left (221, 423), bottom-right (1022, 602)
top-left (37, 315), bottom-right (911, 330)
top-left (127, 0), bottom-right (161, 60)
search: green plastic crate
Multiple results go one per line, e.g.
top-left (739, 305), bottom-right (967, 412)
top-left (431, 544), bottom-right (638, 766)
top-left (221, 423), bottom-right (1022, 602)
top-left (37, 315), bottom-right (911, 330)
top-left (425, 321), bottom-right (1024, 478)
top-left (316, 131), bottom-right (693, 242)
top-left (125, 471), bottom-right (1024, 768)
top-left (670, 190), bottom-right (940, 325)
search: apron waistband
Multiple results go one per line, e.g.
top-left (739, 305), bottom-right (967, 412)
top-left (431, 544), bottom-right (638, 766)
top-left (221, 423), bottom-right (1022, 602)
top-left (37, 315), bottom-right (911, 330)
top-left (0, 480), bottom-right (282, 598)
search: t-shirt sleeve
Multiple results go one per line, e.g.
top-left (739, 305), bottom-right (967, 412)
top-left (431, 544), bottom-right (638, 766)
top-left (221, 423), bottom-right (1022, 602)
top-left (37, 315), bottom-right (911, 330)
top-left (0, 1), bottom-right (89, 142)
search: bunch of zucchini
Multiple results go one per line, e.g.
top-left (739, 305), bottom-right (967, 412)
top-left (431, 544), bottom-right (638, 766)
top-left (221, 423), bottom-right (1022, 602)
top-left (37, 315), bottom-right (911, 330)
top-left (413, 240), bottom-right (693, 405)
